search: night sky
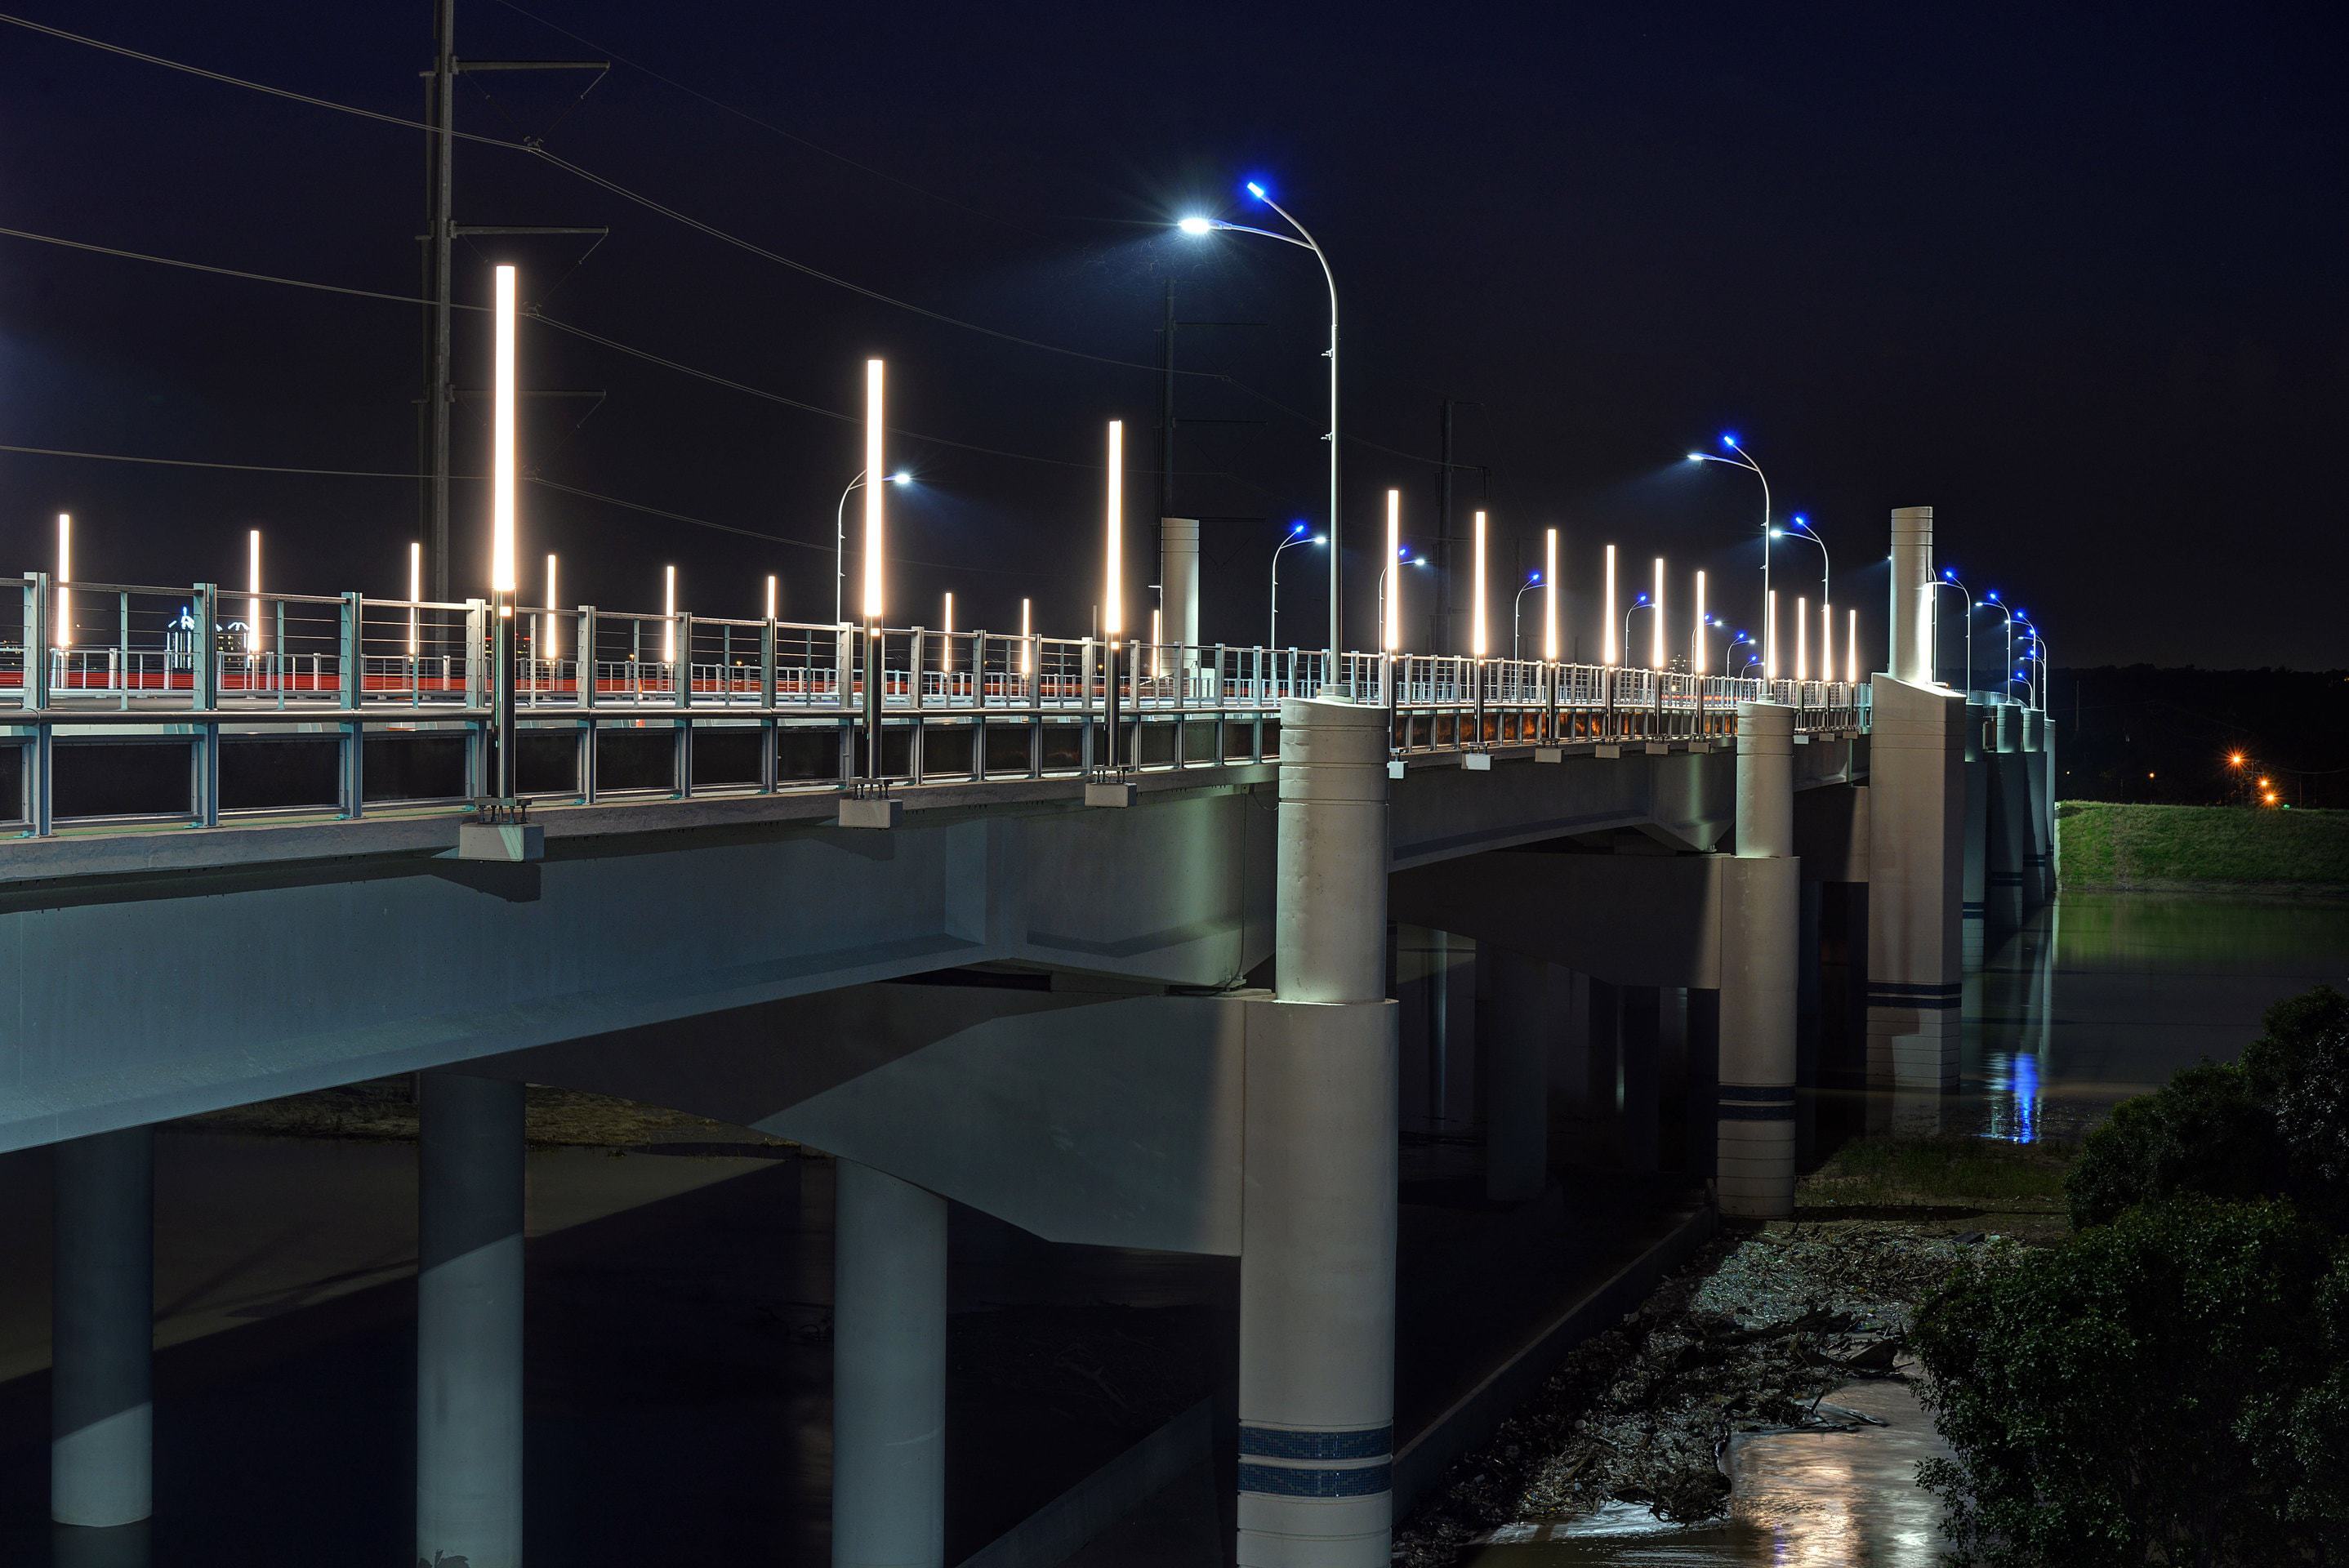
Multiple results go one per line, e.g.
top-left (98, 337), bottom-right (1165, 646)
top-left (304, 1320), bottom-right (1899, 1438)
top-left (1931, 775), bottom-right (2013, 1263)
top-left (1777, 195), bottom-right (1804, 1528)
top-left (3, 1), bottom-right (2342, 670)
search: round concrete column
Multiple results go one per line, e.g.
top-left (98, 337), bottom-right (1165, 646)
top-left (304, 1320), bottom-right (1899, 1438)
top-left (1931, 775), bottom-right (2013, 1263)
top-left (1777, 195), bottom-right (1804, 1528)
top-left (1482, 948), bottom-right (1553, 1202)
top-left (417, 1072), bottom-right (525, 1568)
top-left (1888, 506), bottom-right (1935, 686)
top-left (1987, 704), bottom-right (2028, 935)
top-left (1242, 696), bottom-right (1396, 1566)
top-left (2021, 709), bottom-right (2053, 908)
top-left (833, 1160), bottom-right (947, 1568)
top-left (51, 1126), bottom-right (154, 1529)
top-left (1720, 703), bottom-right (1799, 1218)
top-left (1962, 702), bottom-right (1991, 967)
top-left (1160, 516), bottom-right (1201, 661)
top-left (1275, 696), bottom-right (1389, 1004)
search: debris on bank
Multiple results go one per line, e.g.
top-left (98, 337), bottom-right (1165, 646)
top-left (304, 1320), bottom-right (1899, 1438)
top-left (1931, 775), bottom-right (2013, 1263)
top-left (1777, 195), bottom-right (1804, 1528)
top-left (1393, 1222), bottom-right (1973, 1566)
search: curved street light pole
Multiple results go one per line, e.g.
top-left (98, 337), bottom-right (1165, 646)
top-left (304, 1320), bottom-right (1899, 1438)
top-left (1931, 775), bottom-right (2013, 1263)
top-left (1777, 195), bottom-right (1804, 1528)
top-left (1511, 573), bottom-right (1541, 660)
top-left (1376, 552), bottom-right (1426, 652)
top-left (1931, 571), bottom-right (1972, 693)
top-left (1623, 595), bottom-right (1655, 659)
top-left (833, 471), bottom-right (868, 626)
top-left (1776, 515), bottom-right (1830, 603)
top-left (1269, 525), bottom-right (1325, 650)
top-left (1983, 595), bottom-right (2017, 701)
top-left (1181, 187), bottom-right (1340, 668)
top-left (1688, 436), bottom-right (1772, 621)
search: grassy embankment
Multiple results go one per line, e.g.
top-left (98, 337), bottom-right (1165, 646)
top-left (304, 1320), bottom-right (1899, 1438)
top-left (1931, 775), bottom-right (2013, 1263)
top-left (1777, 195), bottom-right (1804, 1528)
top-left (1798, 1134), bottom-right (2076, 1244)
top-left (2057, 800), bottom-right (2349, 897)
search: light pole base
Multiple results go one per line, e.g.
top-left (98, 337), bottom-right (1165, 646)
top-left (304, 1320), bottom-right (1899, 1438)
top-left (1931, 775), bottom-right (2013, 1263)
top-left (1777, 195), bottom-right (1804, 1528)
top-left (1083, 781), bottom-right (1136, 809)
top-left (837, 796), bottom-right (903, 831)
top-left (1460, 752), bottom-right (1493, 773)
top-left (1534, 746), bottom-right (1565, 764)
top-left (1643, 742), bottom-right (1671, 755)
top-left (1594, 744), bottom-right (1622, 760)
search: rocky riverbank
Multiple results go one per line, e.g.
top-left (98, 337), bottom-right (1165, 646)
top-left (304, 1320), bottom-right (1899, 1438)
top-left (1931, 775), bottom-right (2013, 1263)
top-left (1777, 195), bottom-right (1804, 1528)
top-left (1396, 1137), bottom-right (2072, 1565)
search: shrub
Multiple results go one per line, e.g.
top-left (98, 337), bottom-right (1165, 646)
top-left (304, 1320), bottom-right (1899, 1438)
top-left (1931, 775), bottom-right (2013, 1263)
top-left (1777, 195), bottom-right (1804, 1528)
top-left (1914, 1200), bottom-right (2344, 1566)
top-left (2065, 1061), bottom-right (2289, 1229)
top-left (2243, 987), bottom-right (2349, 1219)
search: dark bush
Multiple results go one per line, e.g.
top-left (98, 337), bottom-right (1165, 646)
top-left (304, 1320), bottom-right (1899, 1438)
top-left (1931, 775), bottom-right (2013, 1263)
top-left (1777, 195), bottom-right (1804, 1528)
top-left (2065, 1061), bottom-right (2289, 1229)
top-left (2243, 986), bottom-right (2349, 1219)
top-left (1914, 1200), bottom-right (2346, 1566)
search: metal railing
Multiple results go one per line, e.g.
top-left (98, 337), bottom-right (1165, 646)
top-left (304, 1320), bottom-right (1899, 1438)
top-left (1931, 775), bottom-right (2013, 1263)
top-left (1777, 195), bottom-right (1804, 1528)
top-left (2, 572), bottom-right (1868, 836)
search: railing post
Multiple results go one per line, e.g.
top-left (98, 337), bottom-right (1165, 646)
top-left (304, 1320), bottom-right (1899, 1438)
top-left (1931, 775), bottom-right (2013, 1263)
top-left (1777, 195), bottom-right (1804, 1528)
top-left (191, 583), bottom-right (221, 827)
top-left (673, 612), bottom-right (695, 800)
top-left (340, 593), bottom-right (365, 819)
top-left (760, 617), bottom-right (779, 794)
top-left (577, 608), bottom-right (598, 712)
top-left (23, 573), bottom-right (51, 835)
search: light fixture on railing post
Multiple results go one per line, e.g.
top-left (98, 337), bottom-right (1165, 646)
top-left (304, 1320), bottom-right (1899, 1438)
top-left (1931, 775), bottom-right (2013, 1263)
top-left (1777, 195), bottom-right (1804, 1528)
top-left (861, 358), bottom-right (887, 792)
top-left (1651, 556), bottom-right (1665, 671)
top-left (408, 540), bottom-right (422, 657)
top-left (54, 513), bottom-right (70, 649)
top-left (943, 590), bottom-right (955, 678)
top-left (1847, 608), bottom-right (1858, 686)
top-left (543, 553), bottom-right (559, 662)
top-left (1602, 545), bottom-right (1619, 667)
top-left (247, 528), bottom-right (262, 656)
top-left (1821, 601), bottom-right (1834, 690)
top-left (1543, 529), bottom-right (1559, 662)
top-left (662, 565), bottom-right (678, 665)
top-left (488, 262), bottom-right (521, 800)
top-left (1764, 590), bottom-right (1778, 683)
top-left (1020, 597), bottom-right (1033, 682)
top-left (1692, 570), bottom-right (1708, 674)
top-left (1796, 595), bottom-right (1808, 684)
top-left (1102, 418), bottom-right (1125, 777)
top-left (765, 574), bottom-right (778, 623)
top-left (1151, 606), bottom-right (1164, 679)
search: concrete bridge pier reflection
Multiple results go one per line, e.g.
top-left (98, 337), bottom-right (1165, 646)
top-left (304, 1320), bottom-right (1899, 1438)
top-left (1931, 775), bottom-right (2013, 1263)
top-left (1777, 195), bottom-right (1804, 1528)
top-left (416, 1072), bottom-right (525, 1568)
top-left (831, 1160), bottom-right (947, 1568)
top-left (51, 1126), bottom-right (154, 1532)
top-left (1987, 703), bottom-right (2030, 936)
top-left (2021, 709), bottom-right (2053, 911)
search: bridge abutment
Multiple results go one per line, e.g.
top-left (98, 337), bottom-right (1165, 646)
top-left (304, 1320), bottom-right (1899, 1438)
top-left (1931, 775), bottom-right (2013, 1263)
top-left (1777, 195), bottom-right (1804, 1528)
top-left (1239, 696), bottom-right (1398, 1568)
top-left (417, 1071), bottom-right (525, 1568)
top-left (1482, 947), bottom-right (1555, 1202)
top-left (51, 1125), bottom-right (154, 1530)
top-left (1718, 702), bottom-right (1799, 1218)
top-left (832, 1159), bottom-right (947, 1568)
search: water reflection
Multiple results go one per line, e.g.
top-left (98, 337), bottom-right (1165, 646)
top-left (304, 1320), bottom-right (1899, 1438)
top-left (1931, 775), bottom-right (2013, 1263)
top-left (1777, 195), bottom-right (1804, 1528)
top-left (1464, 1379), bottom-right (1950, 1565)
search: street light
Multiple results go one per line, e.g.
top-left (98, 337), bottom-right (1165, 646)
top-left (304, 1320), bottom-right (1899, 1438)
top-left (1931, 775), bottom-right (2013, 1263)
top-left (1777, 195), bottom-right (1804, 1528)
top-left (1269, 520), bottom-right (1327, 650)
top-left (1931, 568), bottom-right (1973, 693)
top-left (1178, 180), bottom-right (1341, 665)
top-left (832, 468), bottom-right (912, 626)
top-left (1376, 548), bottom-right (1429, 651)
top-left (1772, 513), bottom-right (1830, 603)
top-left (1511, 569), bottom-right (1542, 660)
top-left (1687, 432), bottom-right (1772, 616)
top-left (1982, 591), bottom-right (2016, 702)
top-left (1624, 591), bottom-right (1654, 657)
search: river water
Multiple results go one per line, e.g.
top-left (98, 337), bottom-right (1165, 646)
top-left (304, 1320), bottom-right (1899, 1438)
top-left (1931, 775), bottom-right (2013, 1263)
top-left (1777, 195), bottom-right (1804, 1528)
top-left (1469, 892), bottom-right (2349, 1565)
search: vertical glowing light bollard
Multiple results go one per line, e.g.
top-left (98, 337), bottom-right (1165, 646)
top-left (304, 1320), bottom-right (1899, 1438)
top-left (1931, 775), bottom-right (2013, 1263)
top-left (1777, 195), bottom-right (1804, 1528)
top-left (1865, 504), bottom-right (1967, 1102)
top-left (1720, 701), bottom-right (1800, 1217)
top-left (1100, 419), bottom-right (1125, 775)
top-left (862, 359), bottom-right (887, 791)
top-left (1602, 545), bottom-right (1618, 667)
top-left (55, 512), bottom-right (70, 650)
top-left (51, 1126), bottom-right (154, 1529)
top-left (416, 1072), bottom-right (524, 1568)
top-left (1541, 527), bottom-right (1559, 743)
top-left (488, 264), bottom-right (520, 798)
top-left (247, 529), bottom-right (262, 656)
top-left (1650, 556), bottom-right (1665, 670)
top-left (1241, 694), bottom-right (1398, 1567)
top-left (408, 541), bottom-right (423, 659)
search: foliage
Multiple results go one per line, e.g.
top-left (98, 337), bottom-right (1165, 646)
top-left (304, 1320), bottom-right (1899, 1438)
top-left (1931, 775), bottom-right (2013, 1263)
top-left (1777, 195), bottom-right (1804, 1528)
top-left (1914, 1200), bottom-right (2348, 1566)
top-left (2065, 1061), bottom-right (2290, 1229)
top-left (1800, 1134), bottom-right (2073, 1208)
top-left (2243, 987), bottom-right (2349, 1218)
top-left (2056, 800), bottom-right (2349, 893)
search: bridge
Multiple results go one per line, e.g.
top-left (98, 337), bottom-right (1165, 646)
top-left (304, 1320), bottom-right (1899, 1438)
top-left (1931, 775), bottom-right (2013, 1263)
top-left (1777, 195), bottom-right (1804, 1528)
top-left (1, 506), bottom-right (2054, 1568)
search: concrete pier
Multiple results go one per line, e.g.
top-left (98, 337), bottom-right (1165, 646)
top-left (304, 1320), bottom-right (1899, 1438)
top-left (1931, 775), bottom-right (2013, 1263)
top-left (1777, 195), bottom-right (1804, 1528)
top-left (1865, 506), bottom-right (1968, 1095)
top-left (1718, 702), bottom-right (1800, 1218)
top-left (832, 1160), bottom-right (948, 1568)
top-left (1987, 704), bottom-right (2029, 935)
top-left (417, 1072), bottom-right (525, 1568)
top-left (51, 1127), bottom-right (154, 1530)
top-left (1482, 948), bottom-right (1553, 1202)
top-left (1239, 696), bottom-right (1398, 1568)
top-left (1962, 700), bottom-right (1990, 967)
top-left (2021, 708), bottom-right (2053, 909)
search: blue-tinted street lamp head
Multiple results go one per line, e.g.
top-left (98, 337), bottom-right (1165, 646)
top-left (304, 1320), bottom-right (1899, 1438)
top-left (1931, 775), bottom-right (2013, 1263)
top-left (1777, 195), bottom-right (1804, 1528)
top-left (1527, 570), bottom-right (1542, 584)
top-left (1411, 556), bottom-right (1430, 568)
top-left (1244, 180), bottom-right (1268, 201)
top-left (1720, 432), bottom-right (1740, 451)
top-left (1177, 216), bottom-right (1214, 236)
top-left (889, 471), bottom-right (912, 485)
top-left (1769, 528), bottom-right (1785, 538)
top-left (1396, 545), bottom-right (1410, 559)
top-left (1313, 535), bottom-right (1328, 546)
top-left (1986, 590), bottom-right (2001, 602)
top-left (1943, 567), bottom-right (1956, 579)
top-left (1290, 522), bottom-right (1307, 537)
top-left (1685, 452), bottom-right (1704, 462)
top-left (1636, 593), bottom-right (1650, 604)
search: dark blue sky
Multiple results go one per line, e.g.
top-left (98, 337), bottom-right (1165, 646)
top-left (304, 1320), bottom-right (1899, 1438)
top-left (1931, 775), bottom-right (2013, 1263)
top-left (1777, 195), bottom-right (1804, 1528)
top-left (2, 0), bottom-right (2342, 669)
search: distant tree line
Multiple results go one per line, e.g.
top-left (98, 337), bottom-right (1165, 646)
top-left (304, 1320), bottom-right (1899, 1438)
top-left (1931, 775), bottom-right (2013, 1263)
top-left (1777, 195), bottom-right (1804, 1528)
top-left (1914, 986), bottom-right (2349, 1564)
top-left (2048, 666), bottom-right (2349, 809)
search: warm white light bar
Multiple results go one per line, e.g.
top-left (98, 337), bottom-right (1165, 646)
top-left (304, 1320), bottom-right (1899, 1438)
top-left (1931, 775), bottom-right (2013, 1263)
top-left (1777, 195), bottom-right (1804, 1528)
top-left (1151, 606), bottom-right (1163, 678)
top-left (1651, 557), bottom-right (1666, 670)
top-left (1471, 510), bottom-right (1489, 657)
top-left (491, 264), bottom-right (519, 595)
top-left (1103, 420), bottom-right (1125, 638)
top-left (1821, 602), bottom-right (1834, 685)
top-left (1693, 569), bottom-right (1707, 675)
top-left (1846, 608), bottom-right (1858, 685)
top-left (55, 513), bottom-right (70, 648)
top-left (862, 359), bottom-right (885, 620)
top-left (1764, 590), bottom-right (1778, 681)
top-left (1020, 597), bottom-right (1033, 675)
top-left (1384, 488), bottom-right (1402, 653)
top-left (1543, 528), bottom-right (1558, 662)
top-left (663, 564), bottom-right (677, 664)
top-left (408, 541), bottom-right (421, 656)
top-left (1603, 545), bottom-right (1618, 666)
top-left (766, 574), bottom-right (778, 622)
top-left (247, 528), bottom-right (262, 653)
top-left (1796, 595), bottom-right (1809, 683)
top-left (544, 552), bottom-right (559, 658)
top-left (943, 590), bottom-right (955, 675)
